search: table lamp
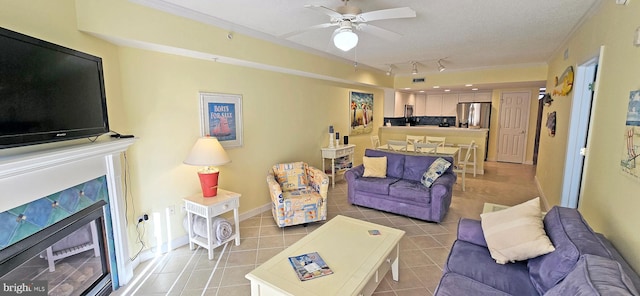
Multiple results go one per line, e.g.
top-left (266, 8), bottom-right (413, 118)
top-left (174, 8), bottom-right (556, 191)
top-left (184, 137), bottom-right (231, 197)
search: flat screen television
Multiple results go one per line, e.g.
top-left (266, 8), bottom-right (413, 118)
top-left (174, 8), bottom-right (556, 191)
top-left (0, 27), bottom-right (109, 149)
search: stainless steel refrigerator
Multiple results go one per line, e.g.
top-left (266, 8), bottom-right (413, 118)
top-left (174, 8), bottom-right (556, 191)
top-left (456, 102), bottom-right (491, 129)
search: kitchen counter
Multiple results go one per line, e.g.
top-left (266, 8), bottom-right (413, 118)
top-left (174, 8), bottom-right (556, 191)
top-left (381, 126), bottom-right (488, 132)
top-left (378, 126), bottom-right (488, 174)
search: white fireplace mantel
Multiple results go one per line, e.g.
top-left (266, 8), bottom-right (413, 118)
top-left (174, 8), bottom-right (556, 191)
top-left (0, 137), bottom-right (136, 286)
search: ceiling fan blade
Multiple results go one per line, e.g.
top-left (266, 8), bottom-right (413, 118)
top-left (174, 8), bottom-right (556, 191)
top-left (280, 23), bottom-right (337, 39)
top-left (356, 23), bottom-right (402, 41)
top-left (305, 4), bottom-right (344, 20)
top-left (356, 7), bottom-right (416, 22)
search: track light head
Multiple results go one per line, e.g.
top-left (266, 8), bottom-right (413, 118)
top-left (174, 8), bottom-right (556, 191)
top-left (437, 59), bottom-right (446, 72)
top-left (411, 62), bottom-right (418, 75)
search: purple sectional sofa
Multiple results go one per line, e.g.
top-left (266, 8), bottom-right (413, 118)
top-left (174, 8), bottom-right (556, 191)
top-left (435, 206), bottom-right (640, 295)
top-left (344, 149), bottom-right (456, 223)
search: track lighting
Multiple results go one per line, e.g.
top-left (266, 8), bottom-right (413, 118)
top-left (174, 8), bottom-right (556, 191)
top-left (386, 65), bottom-right (393, 76)
top-left (411, 62), bottom-right (418, 75)
top-left (437, 59), bottom-right (446, 72)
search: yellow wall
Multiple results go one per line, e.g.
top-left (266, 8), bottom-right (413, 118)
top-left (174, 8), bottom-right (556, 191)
top-left (74, 0), bottom-right (387, 252)
top-left (537, 1), bottom-right (640, 271)
top-left (117, 47), bottom-right (383, 242)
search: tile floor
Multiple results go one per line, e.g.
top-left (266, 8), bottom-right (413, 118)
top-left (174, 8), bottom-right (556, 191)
top-left (114, 161), bottom-right (539, 296)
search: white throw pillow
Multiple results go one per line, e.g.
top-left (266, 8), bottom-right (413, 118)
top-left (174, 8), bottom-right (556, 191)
top-left (480, 197), bottom-right (555, 264)
top-left (363, 156), bottom-right (387, 178)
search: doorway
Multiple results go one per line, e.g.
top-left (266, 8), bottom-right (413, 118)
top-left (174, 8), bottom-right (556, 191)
top-left (497, 91), bottom-right (531, 163)
top-left (561, 48), bottom-right (602, 208)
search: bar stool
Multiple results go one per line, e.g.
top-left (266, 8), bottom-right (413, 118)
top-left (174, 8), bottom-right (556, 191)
top-left (457, 142), bottom-right (478, 177)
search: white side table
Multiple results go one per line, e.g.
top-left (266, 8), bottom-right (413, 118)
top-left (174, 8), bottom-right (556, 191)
top-left (321, 144), bottom-right (355, 188)
top-left (184, 189), bottom-right (241, 260)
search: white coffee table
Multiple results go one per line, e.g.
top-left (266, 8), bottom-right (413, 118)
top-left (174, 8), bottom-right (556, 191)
top-left (245, 215), bottom-right (405, 296)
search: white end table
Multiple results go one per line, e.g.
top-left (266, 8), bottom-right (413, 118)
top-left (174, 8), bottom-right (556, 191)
top-left (321, 144), bottom-right (355, 188)
top-left (184, 189), bottom-right (241, 260)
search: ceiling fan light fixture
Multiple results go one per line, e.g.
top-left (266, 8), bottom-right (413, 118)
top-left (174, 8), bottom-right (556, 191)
top-left (333, 27), bottom-right (358, 51)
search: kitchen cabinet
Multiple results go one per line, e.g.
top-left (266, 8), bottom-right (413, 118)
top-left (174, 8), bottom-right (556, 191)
top-left (458, 92), bottom-right (492, 102)
top-left (415, 94), bottom-right (426, 116)
top-left (425, 94), bottom-right (443, 116)
top-left (442, 94), bottom-right (458, 116)
top-left (426, 94), bottom-right (458, 116)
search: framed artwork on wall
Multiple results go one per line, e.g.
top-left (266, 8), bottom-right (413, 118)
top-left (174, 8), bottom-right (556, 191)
top-left (350, 91), bottom-right (374, 135)
top-left (199, 92), bottom-right (243, 148)
top-left (621, 89), bottom-right (640, 180)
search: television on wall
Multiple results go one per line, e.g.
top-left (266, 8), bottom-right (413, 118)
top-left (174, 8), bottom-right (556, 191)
top-left (0, 27), bottom-right (109, 149)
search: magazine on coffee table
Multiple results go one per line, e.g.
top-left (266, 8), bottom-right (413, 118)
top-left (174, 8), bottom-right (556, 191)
top-left (288, 252), bottom-right (334, 281)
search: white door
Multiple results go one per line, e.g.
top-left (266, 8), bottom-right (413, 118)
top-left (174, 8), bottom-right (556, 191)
top-left (561, 49), bottom-right (601, 208)
top-left (497, 91), bottom-right (531, 163)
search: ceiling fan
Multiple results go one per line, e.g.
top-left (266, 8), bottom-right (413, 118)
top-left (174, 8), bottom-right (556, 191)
top-left (281, 0), bottom-right (416, 51)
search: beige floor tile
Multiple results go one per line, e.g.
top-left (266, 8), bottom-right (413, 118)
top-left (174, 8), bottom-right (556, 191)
top-left (123, 161), bottom-right (538, 296)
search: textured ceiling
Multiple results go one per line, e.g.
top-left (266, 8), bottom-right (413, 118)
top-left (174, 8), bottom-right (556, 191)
top-left (135, 0), bottom-right (599, 76)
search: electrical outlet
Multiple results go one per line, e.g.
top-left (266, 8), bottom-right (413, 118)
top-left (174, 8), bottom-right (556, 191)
top-left (137, 213), bottom-right (149, 224)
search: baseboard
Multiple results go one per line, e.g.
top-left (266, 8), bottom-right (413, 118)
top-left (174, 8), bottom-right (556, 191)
top-left (524, 160), bottom-right (534, 165)
top-left (132, 203), bottom-right (271, 267)
top-left (534, 175), bottom-right (550, 211)
top-left (240, 203), bottom-right (271, 221)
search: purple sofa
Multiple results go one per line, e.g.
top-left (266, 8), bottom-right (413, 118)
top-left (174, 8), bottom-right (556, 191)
top-left (435, 206), bottom-right (640, 295)
top-left (344, 149), bottom-right (456, 223)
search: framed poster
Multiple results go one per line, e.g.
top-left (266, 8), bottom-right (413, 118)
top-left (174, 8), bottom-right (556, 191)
top-left (199, 92), bottom-right (243, 148)
top-left (621, 90), bottom-right (640, 180)
top-left (350, 91), bottom-right (374, 135)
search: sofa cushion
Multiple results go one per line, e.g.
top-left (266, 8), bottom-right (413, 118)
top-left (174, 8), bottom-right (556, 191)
top-left (527, 206), bottom-right (613, 295)
top-left (362, 156), bottom-right (387, 178)
top-left (596, 233), bottom-right (640, 292)
top-left (403, 154), bottom-right (434, 182)
top-left (480, 197), bottom-right (555, 264)
top-left (421, 158), bottom-right (452, 187)
top-left (273, 162), bottom-right (307, 191)
top-left (444, 240), bottom-right (538, 296)
top-left (364, 149), bottom-right (405, 179)
top-left (353, 177), bottom-right (400, 195)
top-left (435, 273), bottom-right (514, 296)
top-left (544, 254), bottom-right (640, 296)
top-left (388, 179), bottom-right (431, 204)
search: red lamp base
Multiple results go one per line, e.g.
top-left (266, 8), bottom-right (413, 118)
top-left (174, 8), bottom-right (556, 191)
top-left (197, 171), bottom-right (219, 197)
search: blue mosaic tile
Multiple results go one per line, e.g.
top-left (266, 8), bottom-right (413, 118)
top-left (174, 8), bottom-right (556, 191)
top-left (58, 188), bottom-right (81, 212)
top-left (7, 204), bottom-right (29, 217)
top-left (82, 178), bottom-right (104, 201)
top-left (0, 176), bottom-right (109, 251)
top-left (22, 198), bottom-right (53, 228)
top-left (76, 195), bottom-right (96, 212)
top-left (47, 206), bottom-right (71, 226)
top-left (0, 212), bottom-right (20, 248)
top-left (9, 220), bottom-right (42, 246)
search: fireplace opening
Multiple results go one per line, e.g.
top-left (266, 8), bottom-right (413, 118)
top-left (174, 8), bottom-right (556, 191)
top-left (0, 201), bottom-right (112, 296)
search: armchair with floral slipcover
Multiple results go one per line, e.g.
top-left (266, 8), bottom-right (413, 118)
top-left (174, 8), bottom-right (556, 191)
top-left (267, 162), bottom-right (329, 227)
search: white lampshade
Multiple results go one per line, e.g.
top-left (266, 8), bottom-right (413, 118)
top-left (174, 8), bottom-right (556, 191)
top-left (183, 137), bottom-right (231, 167)
top-left (333, 28), bottom-right (358, 51)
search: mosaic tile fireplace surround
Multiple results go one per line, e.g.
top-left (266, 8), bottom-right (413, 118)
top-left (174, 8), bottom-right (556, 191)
top-left (0, 138), bottom-right (135, 295)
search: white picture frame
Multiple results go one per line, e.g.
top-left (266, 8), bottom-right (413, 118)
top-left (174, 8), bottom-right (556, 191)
top-left (199, 92), bottom-right (243, 148)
